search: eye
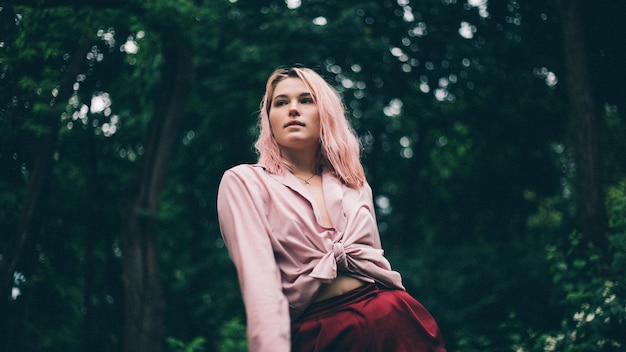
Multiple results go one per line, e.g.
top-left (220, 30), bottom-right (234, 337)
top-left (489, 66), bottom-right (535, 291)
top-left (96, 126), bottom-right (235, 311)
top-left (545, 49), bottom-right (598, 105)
top-left (301, 96), bottom-right (314, 104)
top-left (273, 99), bottom-right (287, 107)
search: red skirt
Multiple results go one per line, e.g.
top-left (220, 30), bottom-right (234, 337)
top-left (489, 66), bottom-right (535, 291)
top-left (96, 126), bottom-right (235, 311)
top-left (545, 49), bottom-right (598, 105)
top-left (291, 284), bottom-right (446, 352)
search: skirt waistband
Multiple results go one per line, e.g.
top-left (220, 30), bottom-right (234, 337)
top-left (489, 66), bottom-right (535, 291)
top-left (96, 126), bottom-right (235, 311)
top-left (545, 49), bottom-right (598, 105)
top-left (297, 283), bottom-right (380, 322)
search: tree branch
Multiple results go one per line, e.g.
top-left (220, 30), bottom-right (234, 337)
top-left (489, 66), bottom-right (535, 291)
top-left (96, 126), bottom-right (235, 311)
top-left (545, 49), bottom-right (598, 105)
top-left (0, 38), bottom-right (92, 300)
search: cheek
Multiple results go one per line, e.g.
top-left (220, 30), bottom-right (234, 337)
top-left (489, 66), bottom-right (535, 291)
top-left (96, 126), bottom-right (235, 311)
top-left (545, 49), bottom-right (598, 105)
top-left (311, 107), bottom-right (321, 124)
top-left (268, 113), bottom-right (281, 137)
top-left (312, 111), bottom-right (321, 129)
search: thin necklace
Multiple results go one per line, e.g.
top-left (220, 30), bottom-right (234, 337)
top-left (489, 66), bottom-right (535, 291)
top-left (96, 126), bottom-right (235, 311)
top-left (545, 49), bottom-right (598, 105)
top-left (294, 173), bottom-right (316, 185)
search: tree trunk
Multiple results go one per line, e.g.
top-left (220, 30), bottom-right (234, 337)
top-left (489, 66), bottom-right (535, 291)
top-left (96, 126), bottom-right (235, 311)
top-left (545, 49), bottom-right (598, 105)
top-left (0, 39), bottom-right (90, 300)
top-left (121, 36), bottom-right (193, 352)
top-left (555, 0), bottom-right (608, 248)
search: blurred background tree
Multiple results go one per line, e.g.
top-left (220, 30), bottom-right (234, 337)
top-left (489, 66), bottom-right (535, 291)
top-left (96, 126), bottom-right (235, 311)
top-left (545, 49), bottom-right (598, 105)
top-left (0, 0), bottom-right (624, 351)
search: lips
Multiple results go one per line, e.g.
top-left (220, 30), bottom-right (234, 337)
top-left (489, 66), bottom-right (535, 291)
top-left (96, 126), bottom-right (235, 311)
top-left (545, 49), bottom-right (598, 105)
top-left (284, 120), bottom-right (305, 128)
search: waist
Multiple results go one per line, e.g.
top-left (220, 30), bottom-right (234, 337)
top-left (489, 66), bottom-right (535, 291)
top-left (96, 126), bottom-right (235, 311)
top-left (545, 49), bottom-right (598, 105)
top-left (313, 274), bottom-right (365, 302)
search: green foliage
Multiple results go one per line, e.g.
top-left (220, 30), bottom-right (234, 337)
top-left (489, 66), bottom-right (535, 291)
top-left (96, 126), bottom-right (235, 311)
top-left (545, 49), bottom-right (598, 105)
top-left (166, 336), bottom-right (206, 352)
top-left (218, 317), bottom-right (247, 352)
top-left (513, 181), bottom-right (626, 351)
top-left (1, 1), bottom-right (625, 351)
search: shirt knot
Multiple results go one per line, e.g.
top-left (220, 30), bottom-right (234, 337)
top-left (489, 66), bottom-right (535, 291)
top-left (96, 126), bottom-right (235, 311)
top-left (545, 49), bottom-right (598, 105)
top-left (333, 242), bottom-right (348, 271)
top-left (309, 241), bottom-right (351, 281)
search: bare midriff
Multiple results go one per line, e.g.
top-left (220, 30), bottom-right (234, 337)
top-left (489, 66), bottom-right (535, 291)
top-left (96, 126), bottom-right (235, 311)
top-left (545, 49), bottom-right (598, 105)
top-left (313, 274), bottom-right (366, 302)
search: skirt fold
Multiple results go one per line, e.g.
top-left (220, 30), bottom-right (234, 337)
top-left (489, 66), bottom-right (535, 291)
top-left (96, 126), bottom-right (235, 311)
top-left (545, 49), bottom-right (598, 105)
top-left (291, 284), bottom-right (446, 352)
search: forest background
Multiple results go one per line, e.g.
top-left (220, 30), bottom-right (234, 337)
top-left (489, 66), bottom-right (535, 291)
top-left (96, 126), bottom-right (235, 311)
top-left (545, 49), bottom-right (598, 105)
top-left (1, 0), bottom-right (625, 351)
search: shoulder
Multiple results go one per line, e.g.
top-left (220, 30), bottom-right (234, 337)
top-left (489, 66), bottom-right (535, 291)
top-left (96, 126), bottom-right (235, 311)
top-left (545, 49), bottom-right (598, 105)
top-left (221, 164), bottom-right (267, 181)
top-left (343, 174), bottom-right (373, 196)
top-left (362, 180), bottom-right (373, 196)
top-left (345, 178), bottom-right (375, 209)
top-left (217, 165), bottom-right (272, 209)
top-left (223, 163), bottom-right (263, 175)
top-left (219, 164), bottom-right (275, 192)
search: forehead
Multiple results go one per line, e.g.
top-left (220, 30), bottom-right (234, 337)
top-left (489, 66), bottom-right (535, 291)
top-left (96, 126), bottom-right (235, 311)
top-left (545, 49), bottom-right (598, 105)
top-left (272, 77), bottom-right (311, 98)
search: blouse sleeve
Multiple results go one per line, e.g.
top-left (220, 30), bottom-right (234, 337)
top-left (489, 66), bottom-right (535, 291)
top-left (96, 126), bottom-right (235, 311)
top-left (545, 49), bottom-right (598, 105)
top-left (217, 168), bottom-right (291, 352)
top-left (364, 183), bottom-right (383, 249)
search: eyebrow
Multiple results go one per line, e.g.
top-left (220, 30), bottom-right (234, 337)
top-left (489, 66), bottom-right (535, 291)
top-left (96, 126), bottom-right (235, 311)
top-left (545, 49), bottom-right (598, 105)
top-left (273, 92), bottom-right (313, 100)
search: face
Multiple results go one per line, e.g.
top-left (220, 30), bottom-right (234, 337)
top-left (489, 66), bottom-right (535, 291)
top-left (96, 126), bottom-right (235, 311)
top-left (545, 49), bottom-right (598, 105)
top-left (269, 77), bottom-right (321, 152)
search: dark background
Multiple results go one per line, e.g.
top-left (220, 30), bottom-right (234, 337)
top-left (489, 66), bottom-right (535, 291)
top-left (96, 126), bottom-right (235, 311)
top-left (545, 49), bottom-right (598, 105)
top-left (1, 1), bottom-right (625, 351)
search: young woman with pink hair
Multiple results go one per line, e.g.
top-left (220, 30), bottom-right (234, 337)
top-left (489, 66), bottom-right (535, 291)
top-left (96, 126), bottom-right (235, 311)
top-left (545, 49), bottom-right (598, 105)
top-left (217, 66), bottom-right (446, 351)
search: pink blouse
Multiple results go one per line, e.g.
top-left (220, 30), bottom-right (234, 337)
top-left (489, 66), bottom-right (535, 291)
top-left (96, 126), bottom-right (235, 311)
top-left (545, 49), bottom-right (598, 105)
top-left (216, 164), bottom-right (404, 352)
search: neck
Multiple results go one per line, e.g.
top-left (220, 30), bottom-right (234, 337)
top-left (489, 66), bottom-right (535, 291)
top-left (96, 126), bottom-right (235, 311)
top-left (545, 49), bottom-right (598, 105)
top-left (290, 161), bottom-right (318, 176)
top-left (281, 147), bottom-right (319, 176)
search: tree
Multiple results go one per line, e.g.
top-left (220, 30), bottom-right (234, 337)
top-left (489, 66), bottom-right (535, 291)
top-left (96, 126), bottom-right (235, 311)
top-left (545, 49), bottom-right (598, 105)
top-left (0, 24), bottom-right (90, 303)
top-left (1, 1), bottom-right (624, 351)
top-left (120, 31), bottom-right (193, 352)
top-left (554, 0), bottom-right (608, 252)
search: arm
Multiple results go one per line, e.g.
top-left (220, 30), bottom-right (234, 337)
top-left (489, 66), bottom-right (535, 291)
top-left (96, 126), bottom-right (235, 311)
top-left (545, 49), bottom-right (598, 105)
top-left (364, 183), bottom-right (383, 249)
top-left (217, 169), bottom-right (291, 352)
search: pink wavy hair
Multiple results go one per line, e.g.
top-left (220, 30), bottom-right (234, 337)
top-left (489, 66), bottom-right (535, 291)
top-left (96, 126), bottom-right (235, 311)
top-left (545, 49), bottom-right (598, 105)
top-left (254, 67), bottom-right (365, 188)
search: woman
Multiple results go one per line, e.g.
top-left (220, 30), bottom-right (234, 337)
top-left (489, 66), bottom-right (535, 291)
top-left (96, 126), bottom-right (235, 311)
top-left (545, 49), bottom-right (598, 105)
top-left (217, 66), bottom-right (445, 351)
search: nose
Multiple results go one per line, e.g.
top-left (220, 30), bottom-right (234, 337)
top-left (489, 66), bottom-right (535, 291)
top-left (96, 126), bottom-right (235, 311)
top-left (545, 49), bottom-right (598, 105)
top-left (288, 100), bottom-right (299, 116)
